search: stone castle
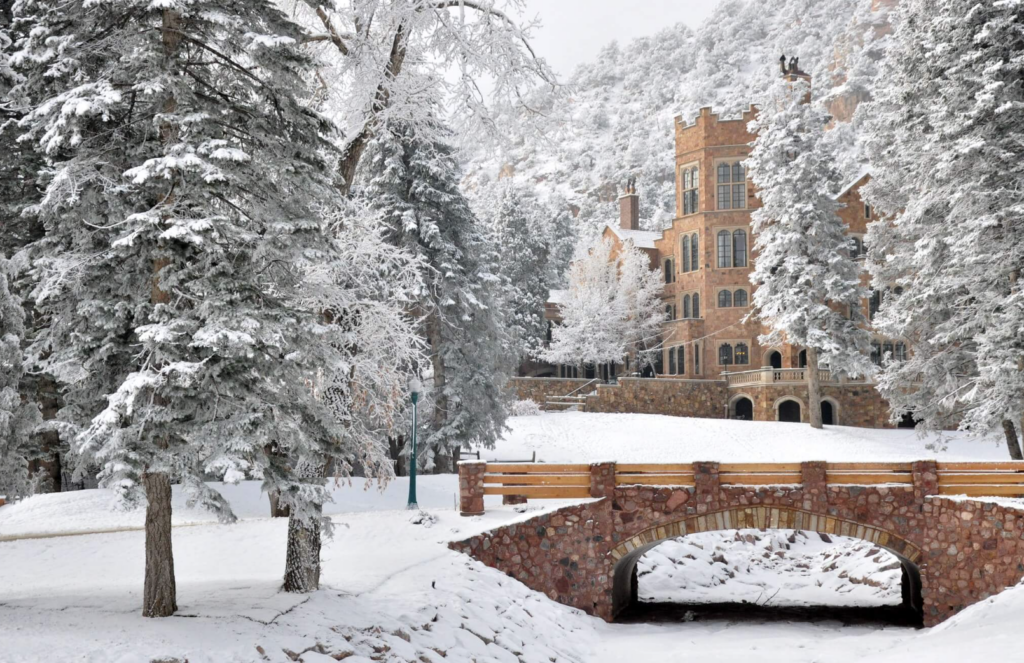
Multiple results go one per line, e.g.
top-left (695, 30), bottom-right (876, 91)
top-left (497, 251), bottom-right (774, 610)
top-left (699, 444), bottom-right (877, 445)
top-left (517, 59), bottom-right (905, 429)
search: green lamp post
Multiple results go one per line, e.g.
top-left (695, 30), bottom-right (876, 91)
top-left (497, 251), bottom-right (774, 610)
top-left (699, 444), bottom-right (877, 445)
top-left (407, 377), bottom-right (422, 510)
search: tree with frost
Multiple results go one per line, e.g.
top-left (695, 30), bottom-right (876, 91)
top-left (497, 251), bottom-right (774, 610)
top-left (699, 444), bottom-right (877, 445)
top-left (545, 193), bottom-right (578, 288)
top-left (617, 241), bottom-right (666, 372)
top-left (492, 181), bottom-right (549, 362)
top-left (747, 77), bottom-right (872, 429)
top-left (860, 0), bottom-right (1024, 457)
top-left (360, 118), bottom-right (513, 473)
top-left (542, 236), bottom-right (664, 371)
top-left (9, 0), bottom-right (349, 615)
top-left (280, 0), bottom-right (556, 194)
top-left (0, 256), bottom-right (41, 501)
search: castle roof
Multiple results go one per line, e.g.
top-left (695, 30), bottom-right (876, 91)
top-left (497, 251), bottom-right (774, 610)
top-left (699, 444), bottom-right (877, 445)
top-left (605, 224), bottom-right (662, 250)
top-left (834, 167), bottom-right (872, 200)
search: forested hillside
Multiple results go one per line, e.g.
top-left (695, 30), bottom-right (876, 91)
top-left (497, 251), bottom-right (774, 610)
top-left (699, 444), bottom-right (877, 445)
top-left (464, 0), bottom-right (889, 232)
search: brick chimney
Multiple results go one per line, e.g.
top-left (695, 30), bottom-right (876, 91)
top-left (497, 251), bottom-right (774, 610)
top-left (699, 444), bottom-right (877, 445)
top-left (618, 177), bottom-right (640, 230)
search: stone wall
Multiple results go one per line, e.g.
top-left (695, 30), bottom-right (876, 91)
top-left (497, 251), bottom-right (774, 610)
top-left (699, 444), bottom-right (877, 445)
top-left (511, 377), bottom-right (594, 405)
top-left (450, 461), bottom-right (1024, 627)
top-left (738, 383), bottom-right (894, 428)
top-left (584, 377), bottom-right (728, 419)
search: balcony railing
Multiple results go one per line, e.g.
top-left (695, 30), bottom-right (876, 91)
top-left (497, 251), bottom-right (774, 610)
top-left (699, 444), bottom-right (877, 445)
top-left (723, 367), bottom-right (843, 387)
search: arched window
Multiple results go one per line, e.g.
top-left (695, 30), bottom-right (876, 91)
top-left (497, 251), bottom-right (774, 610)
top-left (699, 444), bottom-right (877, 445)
top-left (718, 289), bottom-right (732, 308)
top-left (683, 294), bottom-right (691, 319)
top-left (691, 233), bottom-right (699, 270)
top-left (664, 259), bottom-right (674, 284)
top-left (719, 343), bottom-right (734, 366)
top-left (682, 236), bottom-right (691, 272)
top-left (665, 304), bottom-right (674, 321)
top-left (693, 294), bottom-right (700, 318)
top-left (732, 229), bottom-right (747, 267)
top-left (717, 230), bottom-right (731, 268)
top-left (735, 343), bottom-right (749, 365)
top-left (669, 347), bottom-right (677, 375)
top-left (733, 289), bottom-right (748, 307)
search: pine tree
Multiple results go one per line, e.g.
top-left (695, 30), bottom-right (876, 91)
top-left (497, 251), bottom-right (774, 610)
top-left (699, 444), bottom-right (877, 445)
top-left (545, 193), bottom-right (579, 288)
top-left (747, 77), bottom-right (872, 428)
top-left (9, 0), bottom-right (345, 615)
top-left (493, 181), bottom-right (550, 363)
top-left (0, 256), bottom-right (41, 500)
top-left (860, 0), bottom-right (1024, 455)
top-left (361, 119), bottom-right (513, 472)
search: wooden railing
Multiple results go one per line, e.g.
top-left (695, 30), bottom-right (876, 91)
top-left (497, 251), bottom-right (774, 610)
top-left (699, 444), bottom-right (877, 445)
top-left (478, 461), bottom-right (1024, 499)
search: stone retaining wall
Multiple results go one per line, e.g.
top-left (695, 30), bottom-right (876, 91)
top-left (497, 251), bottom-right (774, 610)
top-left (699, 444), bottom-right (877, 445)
top-left (510, 377), bottom-right (594, 405)
top-left (584, 377), bottom-right (728, 419)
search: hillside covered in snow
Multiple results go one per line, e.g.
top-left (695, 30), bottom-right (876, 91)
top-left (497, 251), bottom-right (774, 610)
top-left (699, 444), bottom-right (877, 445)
top-left (463, 0), bottom-right (888, 233)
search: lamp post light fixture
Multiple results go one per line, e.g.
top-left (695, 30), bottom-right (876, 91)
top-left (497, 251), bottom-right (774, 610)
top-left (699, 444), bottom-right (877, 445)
top-left (407, 377), bottom-right (423, 510)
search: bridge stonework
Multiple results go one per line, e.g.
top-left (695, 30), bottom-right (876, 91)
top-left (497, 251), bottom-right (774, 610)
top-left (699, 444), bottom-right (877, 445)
top-left (450, 461), bottom-right (1024, 627)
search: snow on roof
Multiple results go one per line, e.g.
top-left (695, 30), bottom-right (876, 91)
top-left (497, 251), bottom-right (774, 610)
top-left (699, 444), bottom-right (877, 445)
top-left (547, 289), bottom-right (569, 306)
top-left (605, 224), bottom-right (662, 249)
top-left (834, 167), bottom-right (872, 200)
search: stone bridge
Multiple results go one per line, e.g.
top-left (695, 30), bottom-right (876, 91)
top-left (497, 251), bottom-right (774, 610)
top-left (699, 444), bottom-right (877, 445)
top-left (450, 461), bottom-right (1024, 627)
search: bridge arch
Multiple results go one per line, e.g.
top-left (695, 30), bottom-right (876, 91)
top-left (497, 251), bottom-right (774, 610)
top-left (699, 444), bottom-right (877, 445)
top-left (609, 506), bottom-right (923, 625)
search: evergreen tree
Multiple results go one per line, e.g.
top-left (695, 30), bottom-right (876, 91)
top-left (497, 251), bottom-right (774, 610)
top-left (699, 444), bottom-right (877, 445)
top-left (545, 193), bottom-right (579, 288)
top-left (0, 255), bottom-right (41, 501)
top-left (747, 77), bottom-right (872, 428)
top-left (361, 119), bottom-right (513, 472)
top-left (860, 0), bottom-right (1024, 455)
top-left (494, 181), bottom-right (550, 363)
top-left (9, 0), bottom-right (344, 615)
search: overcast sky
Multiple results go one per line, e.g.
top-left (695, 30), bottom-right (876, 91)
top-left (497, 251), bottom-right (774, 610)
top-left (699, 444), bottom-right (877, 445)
top-left (519, 0), bottom-right (724, 79)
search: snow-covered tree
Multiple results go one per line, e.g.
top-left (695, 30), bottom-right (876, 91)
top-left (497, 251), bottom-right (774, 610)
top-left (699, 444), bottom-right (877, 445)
top-left (545, 193), bottom-right (578, 288)
top-left (9, 0), bottom-right (348, 615)
top-left (281, 0), bottom-right (557, 194)
top-left (361, 118), bottom-right (513, 472)
top-left (617, 241), bottom-right (666, 372)
top-left (860, 0), bottom-right (1024, 457)
top-left (747, 77), bottom-right (872, 429)
top-left (542, 236), bottom-right (664, 371)
top-left (0, 255), bottom-right (41, 501)
top-left (492, 181), bottom-right (549, 362)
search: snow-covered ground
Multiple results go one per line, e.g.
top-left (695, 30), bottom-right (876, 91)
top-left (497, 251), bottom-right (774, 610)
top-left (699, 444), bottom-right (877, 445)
top-left (1, 413), bottom-right (1022, 662)
top-left (638, 529), bottom-right (902, 607)
top-left (483, 412), bottom-right (1008, 463)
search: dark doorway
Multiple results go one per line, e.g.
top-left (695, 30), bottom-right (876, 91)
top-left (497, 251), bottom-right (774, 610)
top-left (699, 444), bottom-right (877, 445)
top-left (734, 397), bottom-right (753, 421)
top-left (820, 401), bottom-right (834, 426)
top-left (798, 350), bottom-right (808, 368)
top-left (898, 412), bottom-right (918, 429)
top-left (768, 351), bottom-right (782, 369)
top-left (778, 400), bottom-right (801, 423)
top-left (584, 364), bottom-right (595, 380)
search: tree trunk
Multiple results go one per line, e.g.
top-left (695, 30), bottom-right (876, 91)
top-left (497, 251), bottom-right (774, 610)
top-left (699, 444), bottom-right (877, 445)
top-left (142, 471), bottom-right (177, 617)
top-left (426, 311), bottom-right (448, 472)
top-left (1004, 419), bottom-right (1024, 461)
top-left (283, 504), bottom-right (322, 593)
top-left (269, 490), bottom-right (291, 518)
top-left (806, 347), bottom-right (823, 429)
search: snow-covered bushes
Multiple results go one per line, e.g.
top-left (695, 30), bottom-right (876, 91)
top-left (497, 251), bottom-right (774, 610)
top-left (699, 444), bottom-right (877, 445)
top-left (511, 400), bottom-right (544, 417)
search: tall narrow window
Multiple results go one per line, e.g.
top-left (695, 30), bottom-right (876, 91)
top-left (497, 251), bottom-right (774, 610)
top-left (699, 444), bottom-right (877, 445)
top-left (664, 259), bottom-right (674, 284)
top-left (665, 304), bottom-right (673, 321)
top-left (691, 233), bottom-right (699, 271)
top-left (682, 166), bottom-right (699, 215)
top-left (735, 343), bottom-right (749, 365)
top-left (682, 236), bottom-right (691, 272)
top-left (683, 294), bottom-right (691, 319)
top-left (693, 294), bottom-right (700, 318)
top-left (731, 163), bottom-right (746, 209)
top-left (871, 341), bottom-right (882, 365)
top-left (864, 203), bottom-right (872, 219)
top-left (719, 343), bottom-right (734, 366)
top-left (678, 346), bottom-right (685, 374)
top-left (894, 342), bottom-right (907, 362)
top-left (732, 229), bottom-right (747, 267)
top-left (851, 236), bottom-right (864, 259)
top-left (718, 289), bottom-right (732, 308)
top-left (733, 289), bottom-right (748, 307)
top-left (717, 163), bottom-right (731, 210)
top-left (717, 230), bottom-right (731, 268)
top-left (694, 343), bottom-right (700, 374)
top-left (669, 347), bottom-right (677, 375)
top-left (869, 290), bottom-right (881, 320)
